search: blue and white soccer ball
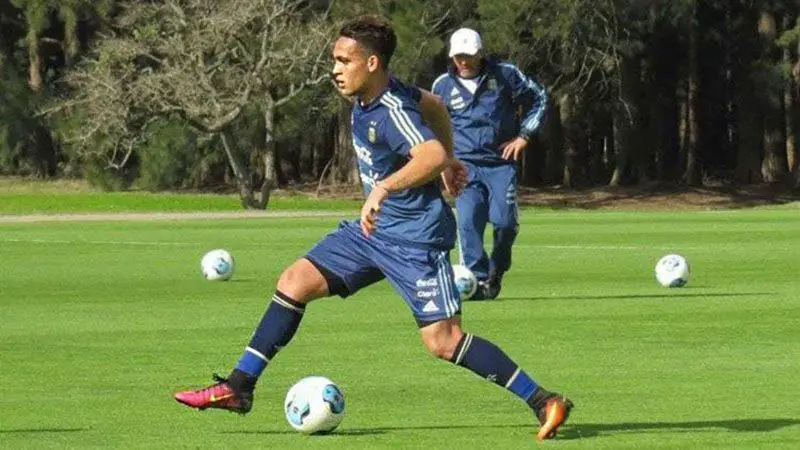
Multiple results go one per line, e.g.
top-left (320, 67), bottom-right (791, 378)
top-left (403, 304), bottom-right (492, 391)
top-left (452, 264), bottom-right (477, 299)
top-left (200, 249), bottom-right (235, 281)
top-left (284, 376), bottom-right (345, 434)
top-left (655, 254), bottom-right (690, 288)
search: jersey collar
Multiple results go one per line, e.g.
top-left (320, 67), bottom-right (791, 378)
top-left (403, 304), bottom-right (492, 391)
top-left (357, 76), bottom-right (399, 112)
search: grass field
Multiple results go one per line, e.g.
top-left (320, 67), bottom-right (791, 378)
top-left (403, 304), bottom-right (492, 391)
top-left (1, 203), bottom-right (799, 448)
top-left (0, 177), bottom-right (363, 214)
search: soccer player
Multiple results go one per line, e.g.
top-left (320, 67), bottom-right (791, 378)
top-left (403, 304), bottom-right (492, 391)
top-left (173, 16), bottom-right (572, 441)
top-left (432, 28), bottom-right (548, 300)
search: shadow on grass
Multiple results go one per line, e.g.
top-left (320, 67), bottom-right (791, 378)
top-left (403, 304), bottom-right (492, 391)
top-left (227, 418), bottom-right (799, 438)
top-left (0, 428), bottom-right (88, 434)
top-left (224, 424), bottom-right (530, 437)
top-left (561, 418), bottom-right (800, 440)
top-left (496, 292), bottom-right (773, 302)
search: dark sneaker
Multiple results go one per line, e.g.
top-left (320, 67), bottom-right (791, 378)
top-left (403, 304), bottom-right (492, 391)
top-left (468, 272), bottom-right (503, 301)
top-left (174, 374), bottom-right (253, 414)
top-left (535, 395), bottom-right (574, 440)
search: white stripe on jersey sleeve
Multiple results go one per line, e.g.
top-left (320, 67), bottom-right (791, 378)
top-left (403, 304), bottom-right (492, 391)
top-left (381, 93), bottom-right (425, 145)
top-left (381, 93), bottom-right (425, 146)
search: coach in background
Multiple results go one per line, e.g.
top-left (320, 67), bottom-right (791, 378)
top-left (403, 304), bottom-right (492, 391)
top-left (432, 28), bottom-right (548, 300)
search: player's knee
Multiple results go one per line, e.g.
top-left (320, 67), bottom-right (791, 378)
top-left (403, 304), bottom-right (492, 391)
top-left (421, 328), bottom-right (462, 360)
top-left (276, 259), bottom-right (327, 303)
top-left (423, 338), bottom-right (454, 360)
top-left (276, 265), bottom-right (302, 292)
top-left (493, 223), bottom-right (519, 234)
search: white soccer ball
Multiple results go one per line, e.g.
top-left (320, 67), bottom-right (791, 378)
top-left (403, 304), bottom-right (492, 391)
top-left (452, 264), bottom-right (477, 299)
top-left (655, 254), bottom-right (690, 288)
top-left (284, 376), bottom-right (345, 434)
top-left (200, 249), bottom-right (235, 281)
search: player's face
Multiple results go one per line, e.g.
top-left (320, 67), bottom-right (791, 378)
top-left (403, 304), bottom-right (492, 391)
top-left (332, 36), bottom-right (375, 97)
top-left (452, 53), bottom-right (482, 79)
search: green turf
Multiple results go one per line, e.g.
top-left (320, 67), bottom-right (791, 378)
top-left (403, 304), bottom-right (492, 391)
top-left (1, 209), bottom-right (798, 448)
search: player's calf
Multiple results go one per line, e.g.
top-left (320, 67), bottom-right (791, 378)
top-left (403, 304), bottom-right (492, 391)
top-left (437, 326), bottom-right (573, 439)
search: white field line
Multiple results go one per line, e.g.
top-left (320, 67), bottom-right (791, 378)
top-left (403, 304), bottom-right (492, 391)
top-left (0, 210), bottom-right (351, 224)
top-left (0, 238), bottom-right (199, 246)
top-left (517, 244), bottom-right (701, 251)
top-left (0, 237), bottom-right (697, 252)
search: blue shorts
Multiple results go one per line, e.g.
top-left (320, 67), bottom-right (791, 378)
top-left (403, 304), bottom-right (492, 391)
top-left (305, 221), bottom-right (461, 326)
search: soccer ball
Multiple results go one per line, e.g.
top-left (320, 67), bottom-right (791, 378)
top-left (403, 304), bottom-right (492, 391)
top-left (452, 264), bottom-right (477, 299)
top-left (284, 376), bottom-right (345, 434)
top-left (200, 249), bottom-right (235, 281)
top-left (655, 254), bottom-right (690, 287)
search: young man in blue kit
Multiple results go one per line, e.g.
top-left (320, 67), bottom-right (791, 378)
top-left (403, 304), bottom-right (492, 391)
top-left (173, 16), bottom-right (572, 440)
top-left (433, 28), bottom-right (548, 300)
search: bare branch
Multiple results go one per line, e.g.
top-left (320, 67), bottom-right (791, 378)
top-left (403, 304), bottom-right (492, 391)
top-left (274, 73), bottom-right (330, 107)
top-left (48, 0), bottom-right (335, 201)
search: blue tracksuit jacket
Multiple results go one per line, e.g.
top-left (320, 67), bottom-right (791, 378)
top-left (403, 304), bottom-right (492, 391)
top-left (431, 58), bottom-right (547, 165)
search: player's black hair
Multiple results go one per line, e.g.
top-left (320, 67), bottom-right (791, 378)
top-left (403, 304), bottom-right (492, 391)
top-left (338, 15), bottom-right (397, 68)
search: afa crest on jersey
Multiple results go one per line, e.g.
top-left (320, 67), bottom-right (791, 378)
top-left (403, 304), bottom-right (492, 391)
top-left (487, 78), bottom-right (498, 90)
top-left (368, 126), bottom-right (377, 143)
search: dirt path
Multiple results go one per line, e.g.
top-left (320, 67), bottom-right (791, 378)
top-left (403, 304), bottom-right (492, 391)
top-left (517, 185), bottom-right (800, 211)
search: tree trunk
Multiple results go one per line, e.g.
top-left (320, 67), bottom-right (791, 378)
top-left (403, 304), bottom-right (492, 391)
top-left (59, 5), bottom-right (79, 67)
top-left (734, 76), bottom-right (764, 184)
top-left (588, 114), bottom-right (611, 184)
top-left (647, 3), bottom-right (681, 183)
top-left (759, 10), bottom-right (788, 183)
top-left (731, 3), bottom-right (763, 183)
top-left (609, 116), bottom-right (624, 186)
top-left (26, 29), bottom-right (42, 91)
top-left (219, 132), bottom-right (257, 208)
top-left (259, 104), bottom-right (278, 208)
top-left (297, 138), bottom-right (313, 182)
top-left (610, 57), bottom-right (642, 186)
top-left (559, 93), bottom-right (580, 188)
top-left (684, 1), bottom-right (702, 186)
top-left (541, 104), bottom-right (563, 184)
top-left (762, 102), bottom-right (788, 183)
top-left (787, 86), bottom-right (797, 174)
top-left (654, 88), bottom-right (680, 182)
top-left (313, 132), bottom-right (328, 180)
top-left (784, 14), bottom-right (797, 175)
top-left (329, 102), bottom-right (358, 185)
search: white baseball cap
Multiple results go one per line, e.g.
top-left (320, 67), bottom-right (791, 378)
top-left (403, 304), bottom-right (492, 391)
top-left (449, 28), bottom-right (483, 57)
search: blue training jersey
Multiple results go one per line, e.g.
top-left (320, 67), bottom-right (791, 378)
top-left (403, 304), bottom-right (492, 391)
top-left (350, 77), bottom-right (456, 251)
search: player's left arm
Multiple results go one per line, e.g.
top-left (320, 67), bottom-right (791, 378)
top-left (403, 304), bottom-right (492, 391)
top-left (500, 64), bottom-right (548, 160)
top-left (417, 89), bottom-right (467, 196)
top-left (418, 89), bottom-right (454, 157)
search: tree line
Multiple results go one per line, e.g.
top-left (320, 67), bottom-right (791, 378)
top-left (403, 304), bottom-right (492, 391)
top-left (1, 0), bottom-right (799, 208)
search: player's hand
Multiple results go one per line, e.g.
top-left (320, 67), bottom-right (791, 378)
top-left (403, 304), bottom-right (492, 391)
top-left (441, 159), bottom-right (468, 197)
top-left (500, 137), bottom-right (529, 161)
top-left (360, 184), bottom-right (390, 237)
